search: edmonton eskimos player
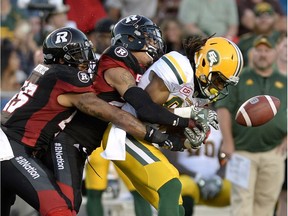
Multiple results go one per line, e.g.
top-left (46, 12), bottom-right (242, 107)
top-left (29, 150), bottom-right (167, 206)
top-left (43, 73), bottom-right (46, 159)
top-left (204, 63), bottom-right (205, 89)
top-left (102, 35), bottom-right (243, 216)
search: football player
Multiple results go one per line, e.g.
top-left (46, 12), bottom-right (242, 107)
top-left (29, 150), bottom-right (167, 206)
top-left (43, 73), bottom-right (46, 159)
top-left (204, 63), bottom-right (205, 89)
top-left (44, 15), bottom-right (208, 216)
top-left (1, 27), bottom-right (178, 216)
top-left (102, 35), bottom-right (243, 216)
top-left (84, 17), bottom-right (153, 216)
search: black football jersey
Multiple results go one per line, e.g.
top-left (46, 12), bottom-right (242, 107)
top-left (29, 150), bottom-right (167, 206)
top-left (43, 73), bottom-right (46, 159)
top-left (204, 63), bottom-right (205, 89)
top-left (1, 64), bottom-right (94, 150)
top-left (63, 45), bottom-right (145, 153)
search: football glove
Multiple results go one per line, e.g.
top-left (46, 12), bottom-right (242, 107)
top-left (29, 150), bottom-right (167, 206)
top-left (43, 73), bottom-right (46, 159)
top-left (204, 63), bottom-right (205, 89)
top-left (183, 127), bottom-right (206, 149)
top-left (190, 106), bottom-right (219, 130)
top-left (144, 125), bottom-right (184, 151)
top-left (197, 174), bottom-right (223, 200)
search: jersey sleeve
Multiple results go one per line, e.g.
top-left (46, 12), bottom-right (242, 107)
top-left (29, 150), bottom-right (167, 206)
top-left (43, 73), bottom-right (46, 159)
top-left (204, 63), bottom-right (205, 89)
top-left (54, 65), bottom-right (95, 94)
top-left (149, 51), bottom-right (194, 92)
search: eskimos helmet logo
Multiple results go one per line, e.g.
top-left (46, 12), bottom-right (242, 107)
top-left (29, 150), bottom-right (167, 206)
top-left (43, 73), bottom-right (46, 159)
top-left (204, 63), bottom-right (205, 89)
top-left (207, 50), bottom-right (219, 66)
top-left (52, 30), bottom-right (72, 46)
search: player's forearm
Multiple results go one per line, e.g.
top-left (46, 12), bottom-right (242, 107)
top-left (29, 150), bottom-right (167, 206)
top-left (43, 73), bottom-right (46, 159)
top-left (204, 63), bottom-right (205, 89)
top-left (73, 92), bottom-right (147, 139)
top-left (123, 87), bottom-right (193, 128)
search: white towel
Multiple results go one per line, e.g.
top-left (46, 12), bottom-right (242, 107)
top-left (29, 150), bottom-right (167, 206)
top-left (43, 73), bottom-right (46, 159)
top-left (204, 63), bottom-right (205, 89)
top-left (0, 128), bottom-right (14, 161)
top-left (101, 124), bottom-right (126, 161)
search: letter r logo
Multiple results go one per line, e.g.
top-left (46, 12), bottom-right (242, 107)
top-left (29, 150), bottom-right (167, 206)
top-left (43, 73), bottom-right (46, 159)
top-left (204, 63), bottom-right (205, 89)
top-left (55, 32), bottom-right (68, 44)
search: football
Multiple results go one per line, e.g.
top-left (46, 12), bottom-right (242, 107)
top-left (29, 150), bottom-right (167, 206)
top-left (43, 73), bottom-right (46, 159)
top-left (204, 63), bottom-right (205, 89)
top-left (235, 95), bottom-right (281, 127)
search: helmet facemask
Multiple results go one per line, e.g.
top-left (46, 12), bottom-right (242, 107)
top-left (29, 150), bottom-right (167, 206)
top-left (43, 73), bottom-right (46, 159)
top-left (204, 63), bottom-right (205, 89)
top-left (197, 71), bottom-right (239, 101)
top-left (63, 40), bottom-right (95, 69)
top-left (142, 25), bottom-right (165, 61)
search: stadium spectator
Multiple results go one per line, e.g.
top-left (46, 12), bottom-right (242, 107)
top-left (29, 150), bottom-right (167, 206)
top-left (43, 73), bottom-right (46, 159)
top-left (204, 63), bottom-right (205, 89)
top-left (105, 0), bottom-right (158, 21)
top-left (1, 39), bottom-right (22, 92)
top-left (156, 0), bottom-right (181, 23)
top-left (274, 32), bottom-right (287, 216)
top-left (12, 20), bottom-right (38, 77)
top-left (85, 17), bottom-right (116, 57)
top-left (160, 17), bottom-right (185, 54)
top-left (215, 35), bottom-right (287, 216)
top-left (66, 0), bottom-right (107, 33)
top-left (237, 2), bottom-right (282, 67)
top-left (0, 0), bottom-right (27, 39)
top-left (43, 3), bottom-right (76, 37)
top-left (177, 0), bottom-right (239, 42)
top-left (236, 0), bottom-right (285, 36)
top-left (275, 32), bottom-right (287, 76)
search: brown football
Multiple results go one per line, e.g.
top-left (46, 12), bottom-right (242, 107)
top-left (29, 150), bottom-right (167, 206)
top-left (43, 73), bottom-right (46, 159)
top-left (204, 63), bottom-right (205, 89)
top-left (235, 95), bottom-right (281, 127)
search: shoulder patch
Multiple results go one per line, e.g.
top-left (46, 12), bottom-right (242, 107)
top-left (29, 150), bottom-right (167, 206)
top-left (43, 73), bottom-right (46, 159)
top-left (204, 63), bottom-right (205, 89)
top-left (77, 71), bottom-right (90, 83)
top-left (114, 46), bottom-right (128, 57)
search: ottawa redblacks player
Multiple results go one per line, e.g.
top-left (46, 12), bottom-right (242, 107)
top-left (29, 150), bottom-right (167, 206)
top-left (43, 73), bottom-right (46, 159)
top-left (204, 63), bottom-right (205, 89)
top-left (1, 27), bottom-right (180, 216)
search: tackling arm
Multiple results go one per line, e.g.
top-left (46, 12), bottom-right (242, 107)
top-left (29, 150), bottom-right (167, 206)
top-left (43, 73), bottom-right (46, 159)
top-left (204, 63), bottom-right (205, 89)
top-left (105, 66), bottom-right (197, 129)
top-left (58, 92), bottom-right (185, 151)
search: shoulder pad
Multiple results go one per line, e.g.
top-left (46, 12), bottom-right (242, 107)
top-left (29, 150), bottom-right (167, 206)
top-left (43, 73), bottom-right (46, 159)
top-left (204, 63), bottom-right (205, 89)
top-left (102, 45), bottom-right (145, 75)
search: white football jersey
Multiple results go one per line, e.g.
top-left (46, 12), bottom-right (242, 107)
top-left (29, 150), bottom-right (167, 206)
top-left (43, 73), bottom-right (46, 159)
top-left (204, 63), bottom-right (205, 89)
top-left (177, 127), bottom-right (222, 178)
top-left (138, 51), bottom-right (207, 108)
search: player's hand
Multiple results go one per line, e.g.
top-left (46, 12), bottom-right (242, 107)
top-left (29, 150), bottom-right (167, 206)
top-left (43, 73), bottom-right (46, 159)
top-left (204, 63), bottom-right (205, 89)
top-left (183, 127), bottom-right (207, 149)
top-left (197, 174), bottom-right (223, 200)
top-left (144, 125), bottom-right (184, 151)
top-left (190, 106), bottom-right (219, 130)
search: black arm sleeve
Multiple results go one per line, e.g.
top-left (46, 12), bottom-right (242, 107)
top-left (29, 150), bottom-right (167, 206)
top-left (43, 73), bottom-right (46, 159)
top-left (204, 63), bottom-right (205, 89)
top-left (123, 87), bottom-right (189, 128)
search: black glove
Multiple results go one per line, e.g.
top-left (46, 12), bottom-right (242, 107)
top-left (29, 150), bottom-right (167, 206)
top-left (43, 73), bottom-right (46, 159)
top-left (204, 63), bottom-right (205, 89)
top-left (144, 125), bottom-right (184, 151)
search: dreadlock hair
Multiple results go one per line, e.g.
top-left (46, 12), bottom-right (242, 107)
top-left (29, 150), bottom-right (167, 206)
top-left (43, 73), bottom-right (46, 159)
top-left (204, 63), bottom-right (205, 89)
top-left (182, 33), bottom-right (215, 71)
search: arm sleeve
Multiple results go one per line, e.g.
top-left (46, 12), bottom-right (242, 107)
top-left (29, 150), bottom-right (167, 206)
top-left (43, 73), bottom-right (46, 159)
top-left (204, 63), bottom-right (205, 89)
top-left (123, 87), bottom-right (189, 128)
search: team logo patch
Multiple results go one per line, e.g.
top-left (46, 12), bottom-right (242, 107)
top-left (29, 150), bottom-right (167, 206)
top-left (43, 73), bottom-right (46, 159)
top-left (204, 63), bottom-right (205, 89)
top-left (123, 15), bottom-right (140, 25)
top-left (207, 50), bottom-right (219, 66)
top-left (180, 86), bottom-right (193, 96)
top-left (115, 46), bottom-right (128, 57)
top-left (77, 71), bottom-right (90, 83)
top-left (52, 30), bottom-right (72, 46)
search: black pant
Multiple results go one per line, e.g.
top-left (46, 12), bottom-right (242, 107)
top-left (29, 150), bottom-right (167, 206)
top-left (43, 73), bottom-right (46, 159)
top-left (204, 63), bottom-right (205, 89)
top-left (1, 133), bottom-right (86, 216)
top-left (42, 132), bottom-right (87, 212)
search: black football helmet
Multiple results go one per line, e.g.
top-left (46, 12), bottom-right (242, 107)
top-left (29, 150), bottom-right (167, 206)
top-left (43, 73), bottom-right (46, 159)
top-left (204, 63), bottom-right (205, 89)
top-left (111, 15), bottom-right (165, 61)
top-left (43, 27), bottom-right (96, 67)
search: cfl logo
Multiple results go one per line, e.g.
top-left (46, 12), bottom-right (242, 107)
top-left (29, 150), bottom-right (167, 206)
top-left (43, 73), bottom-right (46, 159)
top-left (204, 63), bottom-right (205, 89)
top-left (55, 32), bottom-right (68, 44)
top-left (136, 74), bottom-right (142, 83)
top-left (180, 86), bottom-right (192, 96)
top-left (207, 50), bottom-right (219, 66)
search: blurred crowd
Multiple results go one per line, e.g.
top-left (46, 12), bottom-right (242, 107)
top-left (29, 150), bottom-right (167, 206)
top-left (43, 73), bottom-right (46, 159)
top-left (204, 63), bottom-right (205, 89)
top-left (1, 0), bottom-right (287, 101)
